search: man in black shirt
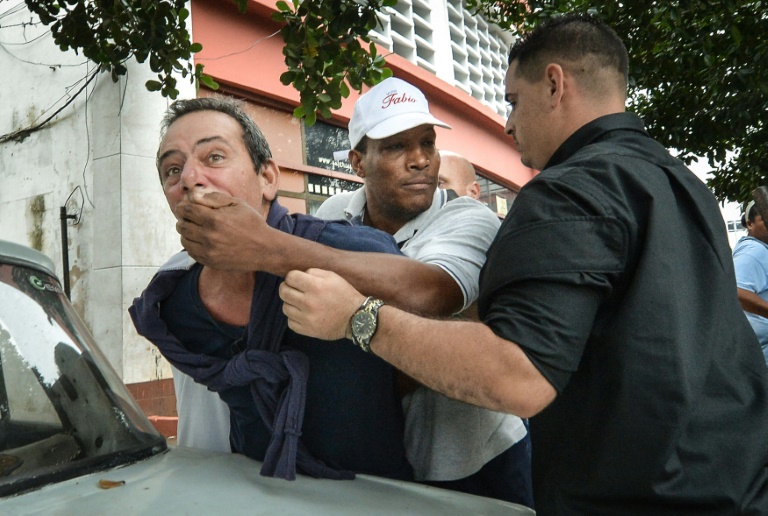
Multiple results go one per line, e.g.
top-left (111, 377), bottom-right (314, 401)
top-left (280, 13), bottom-right (768, 513)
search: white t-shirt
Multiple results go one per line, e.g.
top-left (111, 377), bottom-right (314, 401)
top-left (316, 187), bottom-right (528, 480)
top-left (172, 365), bottom-right (231, 452)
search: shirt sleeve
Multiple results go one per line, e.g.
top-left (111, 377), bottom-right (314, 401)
top-left (479, 176), bottom-right (629, 392)
top-left (734, 245), bottom-right (768, 294)
top-left (403, 198), bottom-right (501, 311)
top-left (317, 222), bottom-right (403, 255)
top-left (314, 191), bottom-right (355, 220)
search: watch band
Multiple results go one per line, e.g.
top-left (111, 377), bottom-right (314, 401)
top-left (349, 296), bottom-right (384, 352)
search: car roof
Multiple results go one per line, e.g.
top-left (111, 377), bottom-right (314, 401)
top-left (0, 239), bottom-right (57, 277)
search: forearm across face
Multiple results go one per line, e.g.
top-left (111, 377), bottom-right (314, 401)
top-left (226, 228), bottom-right (465, 316)
top-left (175, 197), bottom-right (464, 315)
top-left (325, 251), bottom-right (465, 316)
top-left (319, 247), bottom-right (465, 316)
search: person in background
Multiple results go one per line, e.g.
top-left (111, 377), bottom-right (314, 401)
top-left (279, 14), bottom-right (768, 512)
top-left (438, 150), bottom-right (481, 199)
top-left (733, 198), bottom-right (768, 365)
top-left (130, 97), bottom-right (413, 482)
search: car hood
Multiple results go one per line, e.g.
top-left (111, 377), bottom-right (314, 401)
top-left (2, 446), bottom-right (534, 514)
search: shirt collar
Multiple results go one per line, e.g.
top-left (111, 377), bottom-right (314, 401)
top-left (346, 187), bottom-right (447, 244)
top-left (392, 188), bottom-right (446, 244)
top-left (545, 112), bottom-right (649, 170)
top-left (343, 187), bottom-right (368, 224)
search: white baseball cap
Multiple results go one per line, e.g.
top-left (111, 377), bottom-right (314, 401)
top-left (348, 77), bottom-right (451, 150)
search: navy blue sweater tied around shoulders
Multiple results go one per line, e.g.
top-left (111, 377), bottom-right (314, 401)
top-left (129, 202), bottom-right (354, 481)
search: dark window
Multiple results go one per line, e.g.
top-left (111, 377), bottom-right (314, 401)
top-left (304, 121), bottom-right (355, 175)
top-left (476, 174), bottom-right (517, 219)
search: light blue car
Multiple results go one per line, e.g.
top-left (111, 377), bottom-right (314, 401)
top-left (0, 240), bottom-right (533, 515)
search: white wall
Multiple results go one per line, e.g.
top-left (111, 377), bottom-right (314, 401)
top-left (0, 1), bottom-right (195, 384)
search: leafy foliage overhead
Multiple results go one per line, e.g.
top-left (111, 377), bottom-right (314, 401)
top-left (272, 0), bottom-right (394, 126)
top-left (466, 0), bottom-right (767, 203)
top-left (17, 0), bottom-right (768, 202)
top-left (25, 0), bottom-right (208, 98)
top-left (23, 0), bottom-right (392, 127)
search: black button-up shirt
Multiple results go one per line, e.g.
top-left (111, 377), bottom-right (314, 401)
top-left (480, 112), bottom-right (768, 513)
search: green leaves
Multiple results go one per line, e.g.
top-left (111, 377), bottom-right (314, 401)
top-left (198, 74), bottom-right (219, 91)
top-left (25, 0), bottom-right (207, 100)
top-left (273, 0), bottom-right (392, 126)
top-left (26, 0), bottom-right (391, 128)
top-left (463, 0), bottom-right (767, 204)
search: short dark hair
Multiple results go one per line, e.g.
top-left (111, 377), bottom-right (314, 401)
top-left (157, 96), bottom-right (272, 176)
top-left (508, 13), bottom-right (628, 91)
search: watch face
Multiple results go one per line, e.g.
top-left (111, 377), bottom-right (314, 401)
top-left (352, 311), bottom-right (376, 341)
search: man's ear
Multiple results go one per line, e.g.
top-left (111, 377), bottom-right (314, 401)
top-left (545, 63), bottom-right (566, 108)
top-left (260, 159), bottom-right (280, 202)
top-left (349, 150), bottom-right (366, 179)
top-left (467, 180), bottom-right (481, 200)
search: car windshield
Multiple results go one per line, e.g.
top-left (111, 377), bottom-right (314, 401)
top-left (0, 261), bottom-right (165, 497)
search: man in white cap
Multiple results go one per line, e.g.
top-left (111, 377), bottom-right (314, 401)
top-left (176, 77), bottom-right (533, 507)
top-left (314, 77), bottom-right (532, 507)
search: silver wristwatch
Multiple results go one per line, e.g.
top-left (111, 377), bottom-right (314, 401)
top-left (350, 296), bottom-right (384, 352)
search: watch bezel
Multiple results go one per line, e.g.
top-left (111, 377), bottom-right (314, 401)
top-left (350, 297), bottom-right (384, 352)
top-left (352, 310), bottom-right (376, 341)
